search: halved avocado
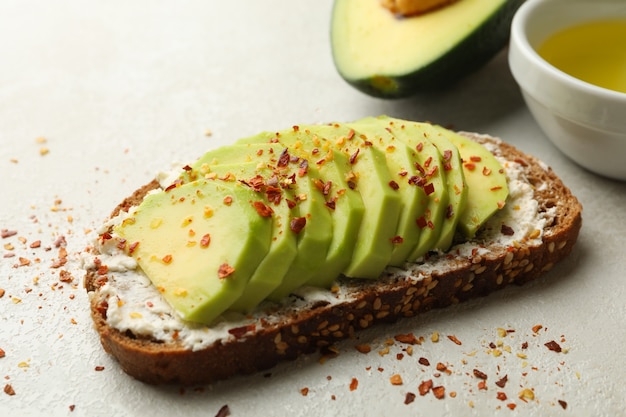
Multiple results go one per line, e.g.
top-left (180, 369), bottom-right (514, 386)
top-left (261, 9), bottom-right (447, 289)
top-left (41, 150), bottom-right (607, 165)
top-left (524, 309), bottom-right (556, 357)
top-left (330, 0), bottom-right (524, 98)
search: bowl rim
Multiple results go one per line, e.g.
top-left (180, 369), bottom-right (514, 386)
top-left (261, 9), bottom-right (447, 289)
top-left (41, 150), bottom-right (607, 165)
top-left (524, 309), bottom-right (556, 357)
top-left (509, 0), bottom-right (626, 132)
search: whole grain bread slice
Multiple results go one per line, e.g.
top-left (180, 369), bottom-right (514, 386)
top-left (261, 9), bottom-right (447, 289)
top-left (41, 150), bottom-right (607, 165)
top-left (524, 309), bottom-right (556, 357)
top-left (84, 133), bottom-right (582, 385)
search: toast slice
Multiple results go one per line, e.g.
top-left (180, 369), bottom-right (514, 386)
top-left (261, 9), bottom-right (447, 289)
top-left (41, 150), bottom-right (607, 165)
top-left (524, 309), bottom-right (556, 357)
top-left (83, 132), bottom-right (582, 385)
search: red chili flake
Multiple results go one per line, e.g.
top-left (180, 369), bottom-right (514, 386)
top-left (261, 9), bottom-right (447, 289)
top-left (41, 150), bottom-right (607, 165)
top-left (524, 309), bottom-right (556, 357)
top-left (162, 254), bottom-right (173, 264)
top-left (69, 405), bottom-right (75, 412)
top-left (394, 333), bottom-right (419, 344)
top-left (347, 129), bottom-right (355, 140)
top-left (491, 185), bottom-right (503, 191)
top-left (423, 183), bottom-right (435, 196)
top-left (286, 199), bottom-right (297, 209)
top-left (4, 384), bottom-right (15, 396)
top-left (223, 196), bottom-right (233, 206)
top-left (116, 239), bottom-right (127, 250)
top-left (424, 156), bottom-right (433, 168)
top-left (349, 148), bottom-right (360, 164)
top-left (558, 400), bottom-right (568, 410)
top-left (545, 340), bottom-right (562, 352)
top-left (477, 381), bottom-right (487, 390)
top-left (404, 392), bottom-right (416, 405)
top-left (470, 155), bottom-right (482, 162)
top-left (473, 369), bottom-right (488, 380)
top-left (349, 377), bottom-right (358, 391)
top-left (385, 180), bottom-right (399, 191)
top-left (164, 179), bottom-right (182, 192)
top-left (347, 180), bottom-right (357, 190)
top-left (95, 366), bottom-right (105, 371)
top-left (128, 241), bottom-right (140, 254)
top-left (97, 265), bottom-right (108, 275)
top-left (464, 162), bottom-right (476, 171)
top-left (501, 224), bottom-right (515, 236)
top-left (398, 170), bottom-right (408, 177)
top-left (521, 341), bottom-right (529, 350)
top-left (443, 149), bottom-right (452, 161)
top-left (215, 405), bottom-right (231, 417)
top-left (416, 142), bottom-right (424, 152)
top-left (101, 232), bottom-right (112, 241)
top-left (54, 235), bottom-right (67, 248)
top-left (432, 386), bottom-right (445, 399)
top-left (277, 148), bottom-right (290, 167)
top-left (390, 235), bottom-right (403, 245)
top-left (292, 125), bottom-right (300, 132)
top-left (507, 403), bottom-right (517, 410)
top-left (300, 387), bottom-right (309, 396)
top-left (363, 141), bottom-right (372, 147)
top-left (298, 159), bottom-right (309, 177)
top-left (447, 335), bottom-right (462, 345)
top-left (182, 165), bottom-right (192, 171)
top-left (416, 216), bottom-right (427, 229)
top-left (218, 263), bottom-right (235, 279)
top-left (0, 348), bottom-right (5, 358)
top-left (418, 379), bottom-right (433, 396)
top-left (256, 149), bottom-right (264, 156)
top-left (443, 161), bottom-right (452, 171)
top-left (445, 204), bottom-right (454, 219)
top-left (354, 344), bottom-right (371, 354)
top-left (200, 233), bottom-right (211, 248)
top-left (1, 229), bottom-right (17, 239)
top-left (497, 392), bottom-right (508, 401)
top-left (483, 166), bottom-right (492, 176)
top-left (29, 240), bottom-right (41, 249)
top-left (227, 324), bottom-right (255, 338)
top-left (418, 357), bottom-right (430, 366)
top-left (408, 175), bottom-right (426, 187)
top-left (426, 165), bottom-right (438, 178)
top-left (495, 375), bottom-right (508, 388)
top-left (325, 199), bottom-right (336, 210)
top-left (290, 217), bottom-right (306, 234)
top-left (253, 201), bottom-right (274, 217)
top-left (311, 148), bottom-right (320, 155)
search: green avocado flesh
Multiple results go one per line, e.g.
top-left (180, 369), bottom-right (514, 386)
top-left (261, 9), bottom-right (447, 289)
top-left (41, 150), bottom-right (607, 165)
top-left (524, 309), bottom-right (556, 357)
top-left (118, 117), bottom-right (508, 325)
top-left (331, 0), bottom-right (524, 98)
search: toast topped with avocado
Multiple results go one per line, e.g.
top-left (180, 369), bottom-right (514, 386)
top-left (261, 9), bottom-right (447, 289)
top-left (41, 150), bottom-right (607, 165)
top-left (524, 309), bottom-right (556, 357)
top-left (83, 116), bottom-right (582, 385)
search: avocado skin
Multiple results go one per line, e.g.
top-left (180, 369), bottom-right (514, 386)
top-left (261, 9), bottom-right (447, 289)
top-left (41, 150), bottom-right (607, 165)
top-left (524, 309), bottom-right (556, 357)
top-left (332, 0), bottom-right (525, 99)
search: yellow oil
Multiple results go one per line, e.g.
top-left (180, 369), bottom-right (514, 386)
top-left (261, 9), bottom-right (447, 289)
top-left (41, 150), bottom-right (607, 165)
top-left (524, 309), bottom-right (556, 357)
top-left (537, 19), bottom-right (626, 93)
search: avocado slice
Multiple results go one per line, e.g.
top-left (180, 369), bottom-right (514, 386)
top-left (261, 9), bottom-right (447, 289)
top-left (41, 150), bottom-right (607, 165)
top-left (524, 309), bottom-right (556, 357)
top-left (445, 132), bottom-right (509, 238)
top-left (347, 116), bottom-right (428, 266)
top-left (416, 122), bottom-right (468, 251)
top-left (378, 118), bottom-right (449, 260)
top-left (331, 0), bottom-right (524, 98)
top-left (187, 142), bottom-right (334, 302)
top-left (114, 180), bottom-right (272, 325)
top-left (240, 127), bottom-right (366, 289)
top-left (189, 162), bottom-right (298, 313)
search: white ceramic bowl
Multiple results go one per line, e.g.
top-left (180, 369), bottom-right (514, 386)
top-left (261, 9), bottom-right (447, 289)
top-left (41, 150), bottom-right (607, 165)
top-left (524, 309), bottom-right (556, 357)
top-left (508, 0), bottom-right (626, 180)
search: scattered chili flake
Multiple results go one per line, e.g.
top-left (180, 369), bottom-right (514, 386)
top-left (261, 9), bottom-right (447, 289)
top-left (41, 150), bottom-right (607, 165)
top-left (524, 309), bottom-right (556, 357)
top-left (349, 148), bottom-right (360, 164)
top-left (128, 241), bottom-right (139, 254)
top-left (416, 216), bottom-right (427, 229)
top-left (218, 263), bottom-right (235, 279)
top-left (162, 255), bottom-right (173, 264)
top-left (253, 201), bottom-right (274, 217)
top-left (1, 229), bottom-right (17, 239)
top-left (432, 386), bottom-right (445, 399)
top-left (445, 204), bottom-right (454, 219)
top-left (423, 183), bottom-right (435, 196)
top-left (215, 405), bottom-right (231, 417)
top-left (501, 224), bottom-right (515, 236)
top-left (521, 341), bottom-right (528, 350)
top-left (390, 374), bottom-right (403, 385)
top-left (4, 384), bottom-right (15, 396)
top-left (300, 387), bottom-right (309, 396)
top-left (69, 405), bottom-right (75, 412)
top-left (545, 340), bottom-right (562, 352)
top-left (477, 381), bottom-right (487, 390)
top-left (482, 166), bottom-right (492, 176)
top-left (354, 344), bottom-right (371, 354)
top-left (0, 348), bottom-right (5, 358)
top-left (290, 217), bottom-right (306, 234)
top-left (200, 233), bottom-right (211, 248)
top-left (349, 377), bottom-right (358, 391)
top-left (418, 379), bottom-right (433, 396)
top-left (389, 180), bottom-right (399, 190)
top-left (558, 400), bottom-right (568, 410)
top-left (227, 324), bottom-right (255, 338)
top-left (223, 196), bottom-right (233, 206)
top-left (497, 392), bottom-right (508, 401)
top-left (418, 357), bottom-right (430, 366)
top-left (473, 369), bottom-right (488, 380)
top-left (404, 392), bottom-right (416, 405)
top-left (507, 403), bottom-right (517, 410)
top-left (298, 159), bottom-right (309, 177)
top-left (532, 324), bottom-right (543, 333)
top-left (277, 148), bottom-right (290, 167)
top-left (94, 366), bottom-right (105, 371)
top-left (390, 235), bottom-right (403, 245)
top-left (470, 155), bottom-right (482, 162)
top-left (495, 375), bottom-right (508, 388)
top-left (29, 240), bottom-right (41, 249)
top-left (394, 333), bottom-right (419, 345)
top-left (447, 335), bottom-right (462, 345)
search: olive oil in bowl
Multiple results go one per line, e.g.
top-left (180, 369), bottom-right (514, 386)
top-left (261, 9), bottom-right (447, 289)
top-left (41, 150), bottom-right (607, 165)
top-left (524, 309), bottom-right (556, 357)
top-left (537, 19), bottom-right (626, 93)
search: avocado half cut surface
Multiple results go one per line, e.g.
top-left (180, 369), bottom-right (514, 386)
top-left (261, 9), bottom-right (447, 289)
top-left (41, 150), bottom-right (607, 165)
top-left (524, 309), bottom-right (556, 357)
top-left (330, 0), bottom-right (524, 98)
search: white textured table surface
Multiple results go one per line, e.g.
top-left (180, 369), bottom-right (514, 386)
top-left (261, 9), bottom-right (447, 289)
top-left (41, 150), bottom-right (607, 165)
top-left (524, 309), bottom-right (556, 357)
top-left (1, 1), bottom-right (624, 416)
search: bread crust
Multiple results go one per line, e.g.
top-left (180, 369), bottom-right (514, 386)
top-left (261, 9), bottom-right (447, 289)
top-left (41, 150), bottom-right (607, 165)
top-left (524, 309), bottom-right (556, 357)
top-left (84, 134), bottom-right (582, 385)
